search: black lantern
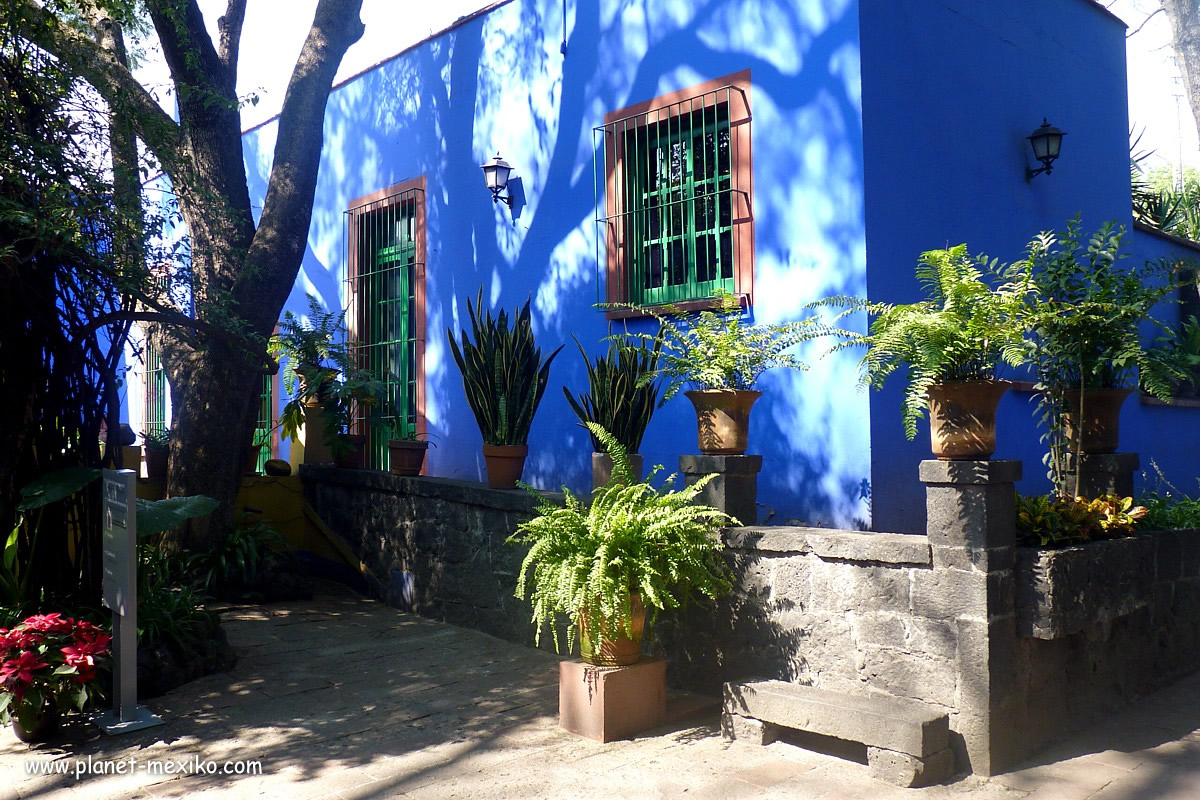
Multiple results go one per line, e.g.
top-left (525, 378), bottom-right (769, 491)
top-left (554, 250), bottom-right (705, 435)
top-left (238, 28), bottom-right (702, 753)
top-left (480, 152), bottom-right (513, 206)
top-left (1026, 119), bottom-right (1066, 179)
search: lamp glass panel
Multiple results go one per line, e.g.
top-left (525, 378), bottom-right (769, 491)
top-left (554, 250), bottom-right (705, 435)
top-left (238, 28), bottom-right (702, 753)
top-left (1031, 133), bottom-right (1050, 160)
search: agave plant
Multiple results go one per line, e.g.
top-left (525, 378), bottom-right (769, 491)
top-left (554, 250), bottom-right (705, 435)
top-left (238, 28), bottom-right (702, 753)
top-left (446, 290), bottom-right (563, 446)
top-left (563, 335), bottom-right (661, 453)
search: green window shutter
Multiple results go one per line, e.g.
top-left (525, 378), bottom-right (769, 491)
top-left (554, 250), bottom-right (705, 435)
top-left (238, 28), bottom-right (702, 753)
top-left (143, 342), bottom-right (167, 438)
top-left (596, 89), bottom-right (738, 307)
top-left (251, 374), bottom-right (273, 474)
top-left (347, 188), bottom-right (421, 471)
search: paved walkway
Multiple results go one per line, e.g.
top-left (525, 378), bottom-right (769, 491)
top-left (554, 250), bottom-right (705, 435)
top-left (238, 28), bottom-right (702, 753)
top-left (3, 589), bottom-right (1199, 799)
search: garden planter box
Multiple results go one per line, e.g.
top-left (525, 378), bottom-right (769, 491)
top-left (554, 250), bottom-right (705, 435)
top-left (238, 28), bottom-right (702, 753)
top-left (1015, 530), bottom-right (1200, 640)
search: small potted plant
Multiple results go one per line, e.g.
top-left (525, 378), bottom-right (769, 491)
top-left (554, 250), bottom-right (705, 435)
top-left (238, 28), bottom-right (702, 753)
top-left (563, 335), bottom-right (661, 487)
top-left (447, 290), bottom-right (563, 488)
top-left (818, 245), bottom-right (1027, 459)
top-left (0, 613), bottom-right (111, 743)
top-left (1003, 218), bottom-right (1190, 492)
top-left (509, 424), bottom-right (733, 665)
top-left (268, 295), bottom-right (347, 403)
top-left (323, 365), bottom-right (387, 468)
top-left (142, 427), bottom-right (171, 480)
top-left (613, 290), bottom-right (821, 455)
top-left (386, 414), bottom-right (433, 477)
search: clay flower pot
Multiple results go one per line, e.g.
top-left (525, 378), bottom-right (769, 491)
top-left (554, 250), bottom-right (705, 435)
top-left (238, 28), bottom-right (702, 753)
top-left (1062, 388), bottom-right (1132, 454)
top-left (579, 595), bottom-right (646, 667)
top-left (591, 452), bottom-right (644, 490)
top-left (145, 448), bottom-right (168, 481)
top-left (388, 439), bottom-right (429, 476)
top-left (12, 706), bottom-right (60, 744)
top-left (334, 434), bottom-right (368, 469)
top-left (684, 390), bottom-right (762, 455)
top-left (482, 444), bottom-right (528, 489)
top-left (926, 380), bottom-right (1011, 460)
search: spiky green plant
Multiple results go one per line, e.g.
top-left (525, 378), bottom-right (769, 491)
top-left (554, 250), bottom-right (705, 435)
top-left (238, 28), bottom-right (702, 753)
top-left (563, 335), bottom-right (661, 453)
top-left (816, 245), bottom-right (1027, 440)
top-left (509, 423), bottom-right (734, 656)
top-left (447, 290), bottom-right (563, 446)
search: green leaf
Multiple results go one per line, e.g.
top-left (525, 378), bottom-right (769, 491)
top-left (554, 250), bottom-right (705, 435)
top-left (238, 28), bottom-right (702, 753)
top-left (17, 467), bottom-right (102, 511)
top-left (135, 496), bottom-right (220, 536)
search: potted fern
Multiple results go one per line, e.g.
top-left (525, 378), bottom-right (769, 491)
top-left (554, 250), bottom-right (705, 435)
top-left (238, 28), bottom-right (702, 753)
top-left (613, 290), bottom-right (821, 455)
top-left (510, 424), bottom-right (733, 666)
top-left (1003, 219), bottom-right (1188, 485)
top-left (447, 290), bottom-right (562, 488)
top-left (563, 335), bottom-right (661, 487)
top-left (819, 245), bottom-right (1026, 459)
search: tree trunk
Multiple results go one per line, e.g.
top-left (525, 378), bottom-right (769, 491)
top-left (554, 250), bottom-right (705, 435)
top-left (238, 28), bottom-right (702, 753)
top-left (1163, 1), bottom-right (1200, 153)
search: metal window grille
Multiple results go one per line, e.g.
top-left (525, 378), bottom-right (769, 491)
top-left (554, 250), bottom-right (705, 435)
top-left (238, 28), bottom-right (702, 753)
top-left (251, 374), bottom-right (273, 474)
top-left (143, 342), bottom-right (168, 438)
top-left (594, 86), bottom-right (739, 306)
top-left (344, 187), bottom-right (423, 471)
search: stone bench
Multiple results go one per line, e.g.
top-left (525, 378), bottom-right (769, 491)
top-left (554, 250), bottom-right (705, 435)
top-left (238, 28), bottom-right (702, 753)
top-left (722, 680), bottom-right (955, 787)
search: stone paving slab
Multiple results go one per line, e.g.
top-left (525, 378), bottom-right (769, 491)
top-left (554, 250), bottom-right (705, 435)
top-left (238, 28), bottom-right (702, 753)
top-left (2, 588), bottom-right (1200, 799)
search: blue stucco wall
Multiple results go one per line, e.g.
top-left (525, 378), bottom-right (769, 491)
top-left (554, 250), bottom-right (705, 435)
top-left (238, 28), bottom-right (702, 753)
top-left (244, 0), bottom-right (871, 528)
top-left (859, 0), bottom-right (1135, 531)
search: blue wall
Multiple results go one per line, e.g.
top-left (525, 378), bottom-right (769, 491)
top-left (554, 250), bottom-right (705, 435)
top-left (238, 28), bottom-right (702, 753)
top-left (859, 0), bottom-right (1135, 531)
top-left (244, 0), bottom-right (872, 528)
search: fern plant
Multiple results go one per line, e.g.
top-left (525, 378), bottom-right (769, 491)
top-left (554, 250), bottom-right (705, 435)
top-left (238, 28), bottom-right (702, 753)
top-left (447, 290), bottom-right (563, 446)
top-left (816, 245), bottom-right (1027, 440)
top-left (509, 423), bottom-right (734, 656)
top-left (563, 335), bottom-right (661, 453)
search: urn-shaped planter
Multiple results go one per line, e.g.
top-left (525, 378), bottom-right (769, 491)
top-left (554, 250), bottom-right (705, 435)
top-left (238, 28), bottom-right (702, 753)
top-left (579, 595), bottom-right (647, 667)
top-left (482, 444), bottom-right (528, 489)
top-left (1062, 388), bottom-right (1132, 454)
top-left (388, 439), bottom-right (429, 476)
top-left (926, 380), bottom-right (1011, 460)
top-left (684, 390), bottom-right (761, 455)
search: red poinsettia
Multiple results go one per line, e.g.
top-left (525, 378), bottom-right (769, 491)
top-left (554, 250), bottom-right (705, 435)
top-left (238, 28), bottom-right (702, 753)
top-left (0, 614), bottom-right (111, 731)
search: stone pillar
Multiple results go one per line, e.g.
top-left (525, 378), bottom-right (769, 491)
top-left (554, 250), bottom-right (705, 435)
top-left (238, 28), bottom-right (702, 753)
top-left (919, 460), bottom-right (1020, 777)
top-left (679, 455), bottom-right (762, 526)
top-left (1062, 452), bottom-right (1139, 499)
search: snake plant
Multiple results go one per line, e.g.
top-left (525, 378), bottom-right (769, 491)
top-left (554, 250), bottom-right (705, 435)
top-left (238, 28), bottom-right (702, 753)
top-left (563, 335), bottom-right (661, 453)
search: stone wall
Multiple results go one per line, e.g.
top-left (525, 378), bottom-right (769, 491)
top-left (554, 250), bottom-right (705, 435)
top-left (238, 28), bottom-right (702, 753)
top-left (301, 465), bottom-right (548, 647)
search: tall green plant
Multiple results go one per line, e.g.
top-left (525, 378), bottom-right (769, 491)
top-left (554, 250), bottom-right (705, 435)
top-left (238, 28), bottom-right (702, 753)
top-left (816, 245), bottom-right (1027, 440)
top-left (509, 424), bottom-right (733, 655)
top-left (563, 336), bottom-right (661, 453)
top-left (446, 291), bottom-right (563, 446)
top-left (1003, 218), bottom-right (1190, 497)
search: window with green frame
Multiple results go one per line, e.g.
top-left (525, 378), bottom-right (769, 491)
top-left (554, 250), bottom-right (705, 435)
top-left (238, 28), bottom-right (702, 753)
top-left (594, 75), bottom-right (751, 309)
top-left (345, 186), bottom-right (422, 471)
top-left (143, 339), bottom-right (168, 439)
top-left (623, 105), bottom-right (733, 305)
top-left (251, 374), bottom-right (273, 474)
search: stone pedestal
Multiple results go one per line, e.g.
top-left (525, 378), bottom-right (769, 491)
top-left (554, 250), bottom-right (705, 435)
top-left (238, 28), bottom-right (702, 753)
top-left (919, 459), bottom-right (1020, 777)
top-left (679, 455), bottom-right (762, 526)
top-left (1062, 452), bottom-right (1139, 499)
top-left (559, 658), bottom-right (666, 743)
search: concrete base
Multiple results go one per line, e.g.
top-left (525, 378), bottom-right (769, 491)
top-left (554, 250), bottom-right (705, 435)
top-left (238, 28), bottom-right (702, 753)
top-left (679, 455), bottom-right (762, 526)
top-left (1062, 452), bottom-right (1139, 499)
top-left (559, 658), bottom-right (666, 743)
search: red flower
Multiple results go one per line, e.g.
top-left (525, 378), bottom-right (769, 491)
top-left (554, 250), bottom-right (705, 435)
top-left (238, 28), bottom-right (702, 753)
top-left (0, 651), bottom-right (48, 686)
top-left (23, 613), bottom-right (73, 634)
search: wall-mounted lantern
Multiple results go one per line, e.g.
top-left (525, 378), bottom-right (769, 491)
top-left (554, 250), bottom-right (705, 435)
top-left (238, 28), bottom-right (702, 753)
top-left (1026, 119), bottom-right (1066, 180)
top-left (480, 152), bottom-right (514, 206)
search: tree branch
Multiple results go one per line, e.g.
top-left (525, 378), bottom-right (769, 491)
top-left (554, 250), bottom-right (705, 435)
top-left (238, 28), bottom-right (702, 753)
top-left (83, 310), bottom-right (278, 375)
top-left (14, 0), bottom-right (182, 175)
top-left (237, 0), bottom-right (365, 324)
top-left (217, 0), bottom-right (247, 79)
top-left (1127, 7), bottom-right (1164, 38)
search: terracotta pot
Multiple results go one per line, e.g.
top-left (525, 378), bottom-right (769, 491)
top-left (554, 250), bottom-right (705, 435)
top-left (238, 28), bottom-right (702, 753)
top-left (591, 452), bottom-right (644, 489)
top-left (482, 444), bottom-right (528, 489)
top-left (245, 445), bottom-right (261, 475)
top-left (302, 402), bottom-right (333, 465)
top-left (1062, 388), bottom-right (1132, 454)
top-left (388, 439), bottom-right (429, 476)
top-left (579, 595), bottom-right (647, 667)
top-left (12, 706), bottom-right (60, 744)
top-left (684, 390), bottom-right (762, 455)
top-left (334, 434), bottom-right (368, 469)
top-left (145, 448), bottom-right (168, 480)
top-left (926, 380), bottom-right (1011, 460)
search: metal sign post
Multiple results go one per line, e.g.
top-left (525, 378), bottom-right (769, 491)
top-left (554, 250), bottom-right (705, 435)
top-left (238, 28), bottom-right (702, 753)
top-left (94, 469), bottom-right (163, 734)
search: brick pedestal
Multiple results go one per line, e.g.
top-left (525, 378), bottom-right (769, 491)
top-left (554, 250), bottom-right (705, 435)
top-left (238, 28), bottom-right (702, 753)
top-left (559, 658), bottom-right (666, 742)
top-left (1062, 452), bottom-right (1139, 499)
top-left (679, 455), bottom-right (762, 525)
